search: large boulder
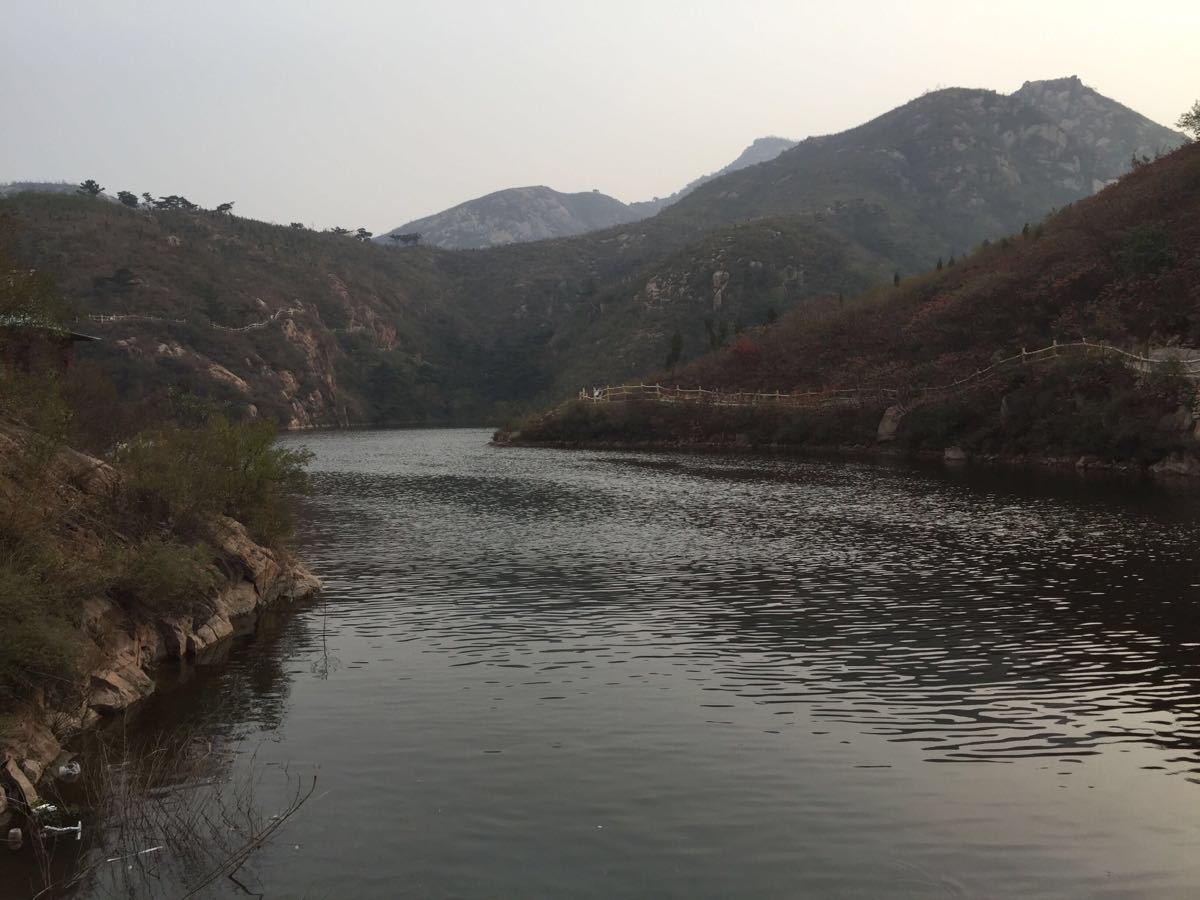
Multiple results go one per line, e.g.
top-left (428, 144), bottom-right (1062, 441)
top-left (219, 579), bottom-right (260, 618)
top-left (207, 517), bottom-right (284, 597)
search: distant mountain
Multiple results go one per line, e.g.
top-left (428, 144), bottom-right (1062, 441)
top-left (657, 77), bottom-right (1187, 253)
top-left (379, 136), bottom-right (796, 249)
top-left (1012, 76), bottom-right (1184, 175)
top-left (379, 186), bottom-right (640, 251)
top-left (0, 181), bottom-right (117, 201)
top-left (626, 136), bottom-right (798, 218)
top-left (4, 77), bottom-right (1186, 429)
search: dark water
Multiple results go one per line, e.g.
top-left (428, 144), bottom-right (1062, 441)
top-left (16, 428), bottom-right (1200, 898)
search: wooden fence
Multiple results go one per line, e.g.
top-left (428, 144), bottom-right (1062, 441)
top-left (578, 340), bottom-right (1200, 411)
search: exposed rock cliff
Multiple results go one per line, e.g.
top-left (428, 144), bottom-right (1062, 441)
top-left (1014, 76), bottom-right (1184, 179)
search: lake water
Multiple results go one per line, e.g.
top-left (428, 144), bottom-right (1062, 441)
top-left (14, 428), bottom-right (1200, 898)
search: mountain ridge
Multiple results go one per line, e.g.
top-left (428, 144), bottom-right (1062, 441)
top-left (657, 77), bottom-right (1186, 248)
top-left (380, 136), bottom-right (797, 249)
top-left (2, 77), bottom-right (1186, 429)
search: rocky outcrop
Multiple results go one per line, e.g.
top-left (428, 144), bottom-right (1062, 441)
top-left (1, 533), bottom-right (319, 807)
top-left (1014, 76), bottom-right (1186, 180)
top-left (0, 438), bottom-right (320, 810)
top-left (328, 275), bottom-right (398, 351)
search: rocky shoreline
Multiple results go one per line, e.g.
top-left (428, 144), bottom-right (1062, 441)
top-left (0, 514), bottom-right (320, 817)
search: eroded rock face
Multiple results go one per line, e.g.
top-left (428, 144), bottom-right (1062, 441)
top-left (3, 544), bottom-right (320, 788)
top-left (0, 426), bottom-right (322, 789)
top-left (159, 616), bottom-right (193, 658)
top-left (2, 759), bottom-right (39, 809)
top-left (2, 536), bottom-right (319, 789)
top-left (328, 275), bottom-right (398, 351)
top-left (1014, 76), bottom-right (1185, 180)
top-left (220, 580), bottom-right (259, 618)
top-left (89, 668), bottom-right (150, 715)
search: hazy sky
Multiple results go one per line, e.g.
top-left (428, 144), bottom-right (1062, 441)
top-left (3, 1), bottom-right (1196, 232)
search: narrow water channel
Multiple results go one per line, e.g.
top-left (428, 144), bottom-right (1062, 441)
top-left (16, 429), bottom-right (1200, 898)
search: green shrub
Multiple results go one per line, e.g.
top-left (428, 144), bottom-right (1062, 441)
top-left (0, 521), bottom-right (97, 705)
top-left (1116, 224), bottom-right (1175, 277)
top-left (113, 540), bottom-right (217, 613)
top-left (895, 358), bottom-right (1195, 460)
top-left (118, 414), bottom-right (312, 546)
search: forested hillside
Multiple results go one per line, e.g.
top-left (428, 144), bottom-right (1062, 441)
top-left (512, 142), bottom-right (1200, 468)
top-left (1, 79), bottom-right (1182, 428)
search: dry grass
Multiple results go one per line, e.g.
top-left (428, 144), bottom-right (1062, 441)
top-left (26, 725), bottom-right (317, 899)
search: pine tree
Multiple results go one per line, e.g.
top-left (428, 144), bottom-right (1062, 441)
top-left (1178, 100), bottom-right (1200, 139)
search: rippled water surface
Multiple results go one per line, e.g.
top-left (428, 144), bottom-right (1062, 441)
top-left (56, 430), bottom-right (1200, 896)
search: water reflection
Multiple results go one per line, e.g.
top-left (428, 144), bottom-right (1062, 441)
top-left (15, 430), bottom-right (1200, 898)
top-left (297, 438), bottom-right (1200, 775)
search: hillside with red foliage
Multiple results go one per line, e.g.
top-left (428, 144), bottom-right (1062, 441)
top-left (509, 144), bottom-right (1200, 468)
top-left (678, 142), bottom-right (1200, 395)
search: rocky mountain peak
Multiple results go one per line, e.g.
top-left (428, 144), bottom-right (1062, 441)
top-left (1013, 75), bottom-right (1186, 176)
